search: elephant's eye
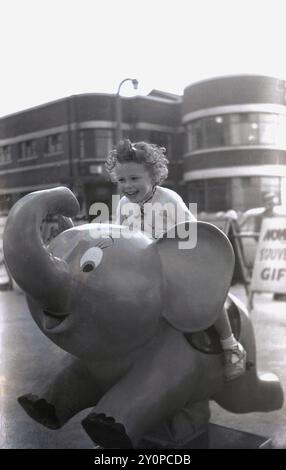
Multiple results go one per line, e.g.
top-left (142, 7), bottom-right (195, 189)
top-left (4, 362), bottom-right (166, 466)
top-left (82, 263), bottom-right (94, 273)
top-left (80, 247), bottom-right (103, 273)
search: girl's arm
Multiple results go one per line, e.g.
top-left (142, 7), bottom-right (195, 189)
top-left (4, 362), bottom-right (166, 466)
top-left (114, 198), bottom-right (123, 225)
top-left (172, 193), bottom-right (197, 224)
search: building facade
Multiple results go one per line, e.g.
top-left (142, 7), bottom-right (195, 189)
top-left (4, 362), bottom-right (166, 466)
top-left (1, 75), bottom-right (286, 217)
top-left (0, 91), bottom-right (182, 217)
top-left (183, 75), bottom-right (286, 212)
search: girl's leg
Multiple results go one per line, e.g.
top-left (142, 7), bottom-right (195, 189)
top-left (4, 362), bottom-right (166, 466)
top-left (213, 307), bottom-right (232, 339)
top-left (214, 307), bottom-right (246, 382)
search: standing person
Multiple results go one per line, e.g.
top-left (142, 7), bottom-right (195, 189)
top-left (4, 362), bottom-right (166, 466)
top-left (105, 139), bottom-right (246, 381)
top-left (238, 192), bottom-right (279, 240)
top-left (238, 191), bottom-right (286, 301)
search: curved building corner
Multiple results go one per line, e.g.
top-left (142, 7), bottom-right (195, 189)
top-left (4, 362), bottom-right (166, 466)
top-left (182, 75), bottom-right (286, 212)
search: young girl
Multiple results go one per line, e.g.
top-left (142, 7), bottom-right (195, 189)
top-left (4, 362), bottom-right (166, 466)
top-left (105, 139), bottom-right (246, 381)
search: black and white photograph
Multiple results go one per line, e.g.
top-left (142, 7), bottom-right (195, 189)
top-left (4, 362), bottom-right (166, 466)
top-left (0, 0), bottom-right (286, 457)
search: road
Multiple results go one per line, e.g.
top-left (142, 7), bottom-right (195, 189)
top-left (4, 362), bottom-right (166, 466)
top-left (211, 284), bottom-right (286, 448)
top-left (0, 285), bottom-right (285, 448)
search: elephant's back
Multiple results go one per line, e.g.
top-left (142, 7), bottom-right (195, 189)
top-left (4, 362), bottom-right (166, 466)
top-left (184, 294), bottom-right (241, 355)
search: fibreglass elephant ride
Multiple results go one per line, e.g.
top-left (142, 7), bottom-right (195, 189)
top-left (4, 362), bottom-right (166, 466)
top-left (3, 187), bottom-right (283, 449)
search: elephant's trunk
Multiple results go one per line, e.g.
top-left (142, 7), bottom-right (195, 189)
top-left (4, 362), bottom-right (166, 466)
top-left (3, 187), bottom-right (79, 312)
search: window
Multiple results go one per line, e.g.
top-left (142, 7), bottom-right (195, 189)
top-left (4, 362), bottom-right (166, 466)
top-left (94, 129), bottom-right (114, 160)
top-left (0, 194), bottom-right (13, 214)
top-left (186, 124), bottom-right (192, 152)
top-left (45, 134), bottom-right (63, 154)
top-left (229, 113), bottom-right (259, 145)
top-left (187, 180), bottom-right (205, 212)
top-left (205, 179), bottom-right (230, 212)
top-left (276, 114), bottom-right (286, 147)
top-left (0, 145), bottom-right (12, 164)
top-left (186, 112), bottom-right (286, 152)
top-left (203, 116), bottom-right (226, 148)
top-left (122, 130), bottom-right (135, 141)
top-left (149, 132), bottom-right (171, 154)
top-left (19, 140), bottom-right (37, 159)
top-left (188, 120), bottom-right (203, 151)
top-left (258, 113), bottom-right (278, 145)
top-left (231, 176), bottom-right (281, 211)
top-left (244, 113), bottom-right (259, 144)
top-left (229, 113), bottom-right (286, 147)
top-left (79, 130), bottom-right (85, 159)
top-left (259, 176), bottom-right (281, 202)
top-left (188, 179), bottom-right (230, 212)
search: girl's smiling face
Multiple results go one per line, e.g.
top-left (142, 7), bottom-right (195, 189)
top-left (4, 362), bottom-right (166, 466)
top-left (115, 162), bottom-right (154, 203)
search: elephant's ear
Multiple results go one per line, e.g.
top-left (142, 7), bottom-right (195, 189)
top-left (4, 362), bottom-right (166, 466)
top-left (58, 215), bottom-right (74, 233)
top-left (155, 221), bottom-right (234, 332)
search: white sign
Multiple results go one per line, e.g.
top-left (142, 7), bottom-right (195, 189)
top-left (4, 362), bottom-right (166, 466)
top-left (251, 217), bottom-right (286, 294)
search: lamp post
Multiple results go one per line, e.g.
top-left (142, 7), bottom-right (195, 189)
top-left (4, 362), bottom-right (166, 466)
top-left (116, 78), bottom-right (138, 144)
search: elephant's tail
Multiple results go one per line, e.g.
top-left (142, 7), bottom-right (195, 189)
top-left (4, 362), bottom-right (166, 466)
top-left (213, 293), bottom-right (284, 413)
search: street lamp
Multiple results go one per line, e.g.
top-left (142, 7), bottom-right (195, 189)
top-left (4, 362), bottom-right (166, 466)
top-left (116, 78), bottom-right (139, 144)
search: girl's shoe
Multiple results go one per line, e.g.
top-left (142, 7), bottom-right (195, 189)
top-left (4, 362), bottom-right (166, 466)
top-left (224, 343), bottom-right (246, 382)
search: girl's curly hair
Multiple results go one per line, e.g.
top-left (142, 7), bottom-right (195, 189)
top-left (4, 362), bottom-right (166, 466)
top-left (105, 139), bottom-right (169, 185)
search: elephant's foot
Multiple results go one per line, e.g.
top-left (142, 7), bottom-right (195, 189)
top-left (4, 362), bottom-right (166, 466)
top-left (82, 412), bottom-right (133, 449)
top-left (18, 394), bottom-right (61, 429)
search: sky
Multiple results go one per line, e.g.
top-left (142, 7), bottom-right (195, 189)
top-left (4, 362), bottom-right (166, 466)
top-left (0, 0), bottom-right (286, 117)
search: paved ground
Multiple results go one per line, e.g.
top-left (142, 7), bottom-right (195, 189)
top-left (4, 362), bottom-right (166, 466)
top-left (0, 288), bottom-right (92, 449)
top-left (211, 284), bottom-right (286, 448)
top-left (0, 284), bottom-right (285, 448)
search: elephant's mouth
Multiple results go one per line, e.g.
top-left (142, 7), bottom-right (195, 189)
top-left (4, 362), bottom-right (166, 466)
top-left (42, 310), bottom-right (69, 331)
